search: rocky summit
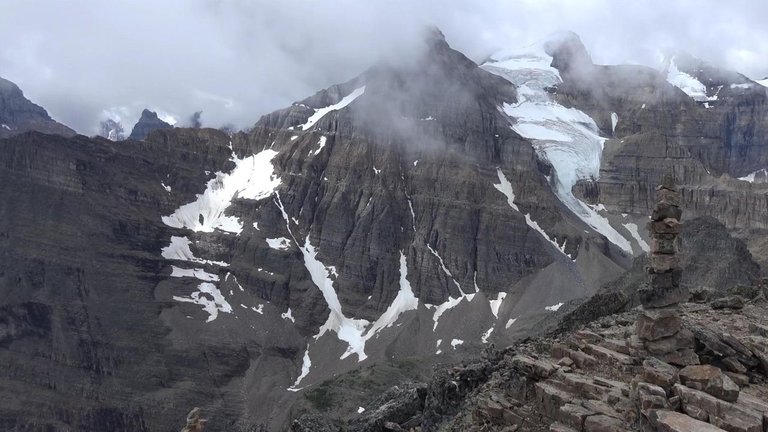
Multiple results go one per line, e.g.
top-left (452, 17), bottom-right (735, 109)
top-left (0, 76), bottom-right (75, 138)
top-left (129, 109), bottom-right (174, 141)
top-left (0, 27), bottom-right (767, 432)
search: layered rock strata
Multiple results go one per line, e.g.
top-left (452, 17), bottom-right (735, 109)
top-left (635, 175), bottom-right (699, 366)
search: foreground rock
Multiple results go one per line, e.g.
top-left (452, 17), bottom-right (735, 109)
top-left (307, 294), bottom-right (768, 431)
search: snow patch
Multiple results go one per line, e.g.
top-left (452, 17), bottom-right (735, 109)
top-left (623, 222), bottom-right (650, 253)
top-left (161, 182), bottom-right (172, 192)
top-left (493, 169), bottom-right (572, 259)
top-left (310, 136), bottom-right (327, 156)
top-left (430, 296), bottom-right (464, 331)
top-left (302, 239), bottom-right (370, 361)
top-left (266, 237), bottom-right (292, 250)
top-left (373, 167), bottom-right (381, 175)
top-left (450, 339), bottom-right (464, 349)
top-left (730, 83), bottom-right (752, 89)
top-left (666, 59), bottom-right (718, 102)
top-left (505, 317), bottom-right (517, 329)
top-left (545, 302), bottom-right (564, 312)
top-left (1, 124), bottom-right (10, 130)
top-left (162, 149), bottom-right (280, 234)
top-left (611, 112), bottom-right (618, 134)
top-left (481, 327), bottom-right (494, 344)
top-left (738, 168), bottom-right (768, 183)
top-left (288, 345), bottom-right (311, 391)
top-left (492, 168), bottom-right (519, 211)
top-left (489, 292), bottom-right (507, 318)
top-left (300, 86), bottom-right (366, 131)
top-left (172, 282), bottom-right (232, 322)
top-left (525, 214), bottom-right (572, 259)
top-left (170, 266), bottom-right (220, 282)
top-left (281, 308), bottom-right (295, 323)
top-left (426, 244), bottom-right (461, 290)
top-left (162, 236), bottom-right (228, 267)
top-left (363, 252), bottom-right (418, 337)
top-left (357, 407), bottom-right (365, 414)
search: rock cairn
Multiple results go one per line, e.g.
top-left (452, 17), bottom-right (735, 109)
top-left (635, 174), bottom-right (699, 366)
top-left (180, 408), bottom-right (207, 432)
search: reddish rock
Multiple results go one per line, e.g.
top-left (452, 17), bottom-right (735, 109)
top-left (679, 365), bottom-right (739, 402)
top-left (648, 410), bottom-right (727, 432)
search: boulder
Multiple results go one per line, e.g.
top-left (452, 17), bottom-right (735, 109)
top-left (638, 278), bottom-right (687, 308)
top-left (645, 329), bottom-right (695, 355)
top-left (633, 382), bottom-right (670, 415)
top-left (649, 254), bottom-right (681, 273)
top-left (711, 296), bottom-right (745, 310)
top-left (642, 358), bottom-right (679, 392)
top-left (648, 410), bottom-right (727, 432)
top-left (583, 344), bottom-right (635, 366)
top-left (678, 365), bottom-right (739, 402)
top-left (649, 219), bottom-right (683, 235)
top-left (511, 354), bottom-right (556, 379)
top-left (636, 307), bottom-right (682, 340)
top-left (674, 384), bottom-right (762, 432)
top-left (652, 202), bottom-right (683, 221)
top-left (659, 348), bottom-right (701, 367)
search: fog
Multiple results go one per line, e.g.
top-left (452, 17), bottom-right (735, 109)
top-left (1, 0), bottom-right (766, 134)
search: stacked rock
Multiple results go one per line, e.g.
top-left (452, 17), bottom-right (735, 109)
top-left (635, 174), bottom-right (699, 366)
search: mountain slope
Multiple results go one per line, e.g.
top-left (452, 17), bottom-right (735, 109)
top-left (0, 76), bottom-right (76, 138)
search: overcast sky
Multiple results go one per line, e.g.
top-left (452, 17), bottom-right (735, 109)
top-left (1, 0), bottom-right (766, 135)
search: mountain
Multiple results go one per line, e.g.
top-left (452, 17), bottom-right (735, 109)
top-left (0, 29), bottom-right (766, 431)
top-left (129, 109), bottom-right (174, 140)
top-left (0, 76), bottom-right (76, 138)
top-left (99, 117), bottom-right (126, 141)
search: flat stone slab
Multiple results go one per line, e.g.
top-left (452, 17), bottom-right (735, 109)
top-left (649, 410), bottom-right (727, 432)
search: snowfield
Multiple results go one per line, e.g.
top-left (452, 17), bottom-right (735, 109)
top-left (162, 149), bottom-right (281, 234)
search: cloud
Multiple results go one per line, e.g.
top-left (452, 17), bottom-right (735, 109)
top-left (1, 0), bottom-right (766, 135)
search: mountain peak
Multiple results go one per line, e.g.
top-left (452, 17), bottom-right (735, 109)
top-left (128, 109), bottom-right (173, 141)
top-left (543, 31), bottom-right (593, 79)
top-left (0, 75), bottom-right (76, 138)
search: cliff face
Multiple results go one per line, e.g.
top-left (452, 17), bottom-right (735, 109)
top-left (547, 35), bottom-right (768, 263)
top-left (0, 76), bottom-right (76, 138)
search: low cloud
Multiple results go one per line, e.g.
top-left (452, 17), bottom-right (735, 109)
top-left (1, 0), bottom-right (766, 135)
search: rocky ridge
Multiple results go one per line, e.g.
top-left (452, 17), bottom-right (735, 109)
top-left (0, 76), bottom-right (76, 138)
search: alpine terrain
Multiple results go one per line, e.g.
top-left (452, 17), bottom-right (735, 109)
top-left (0, 28), bottom-right (767, 432)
